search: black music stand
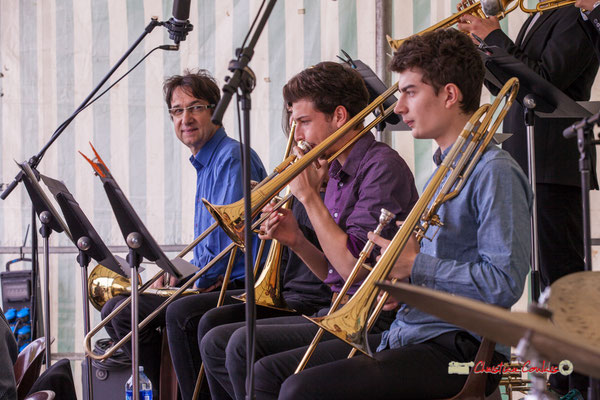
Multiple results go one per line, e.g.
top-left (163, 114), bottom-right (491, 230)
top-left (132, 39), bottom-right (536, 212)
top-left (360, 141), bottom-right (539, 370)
top-left (81, 147), bottom-right (195, 399)
top-left (41, 174), bottom-right (130, 400)
top-left (481, 45), bottom-right (592, 301)
top-left (18, 162), bottom-right (71, 369)
top-left (337, 51), bottom-right (409, 134)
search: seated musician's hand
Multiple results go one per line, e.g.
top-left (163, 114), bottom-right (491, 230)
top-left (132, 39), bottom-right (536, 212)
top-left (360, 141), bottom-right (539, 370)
top-left (575, 0), bottom-right (596, 9)
top-left (377, 291), bottom-right (400, 311)
top-left (150, 274), bottom-right (169, 289)
top-left (197, 275), bottom-right (224, 293)
top-left (456, 13), bottom-right (500, 44)
top-left (368, 221), bottom-right (419, 281)
top-left (258, 206), bottom-right (302, 248)
top-left (289, 146), bottom-right (328, 204)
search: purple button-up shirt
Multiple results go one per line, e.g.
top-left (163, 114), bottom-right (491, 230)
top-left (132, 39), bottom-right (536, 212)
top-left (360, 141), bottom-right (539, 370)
top-left (323, 132), bottom-right (418, 293)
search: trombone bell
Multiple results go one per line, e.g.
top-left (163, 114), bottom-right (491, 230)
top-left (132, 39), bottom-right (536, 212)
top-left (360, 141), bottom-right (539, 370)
top-left (88, 264), bottom-right (137, 312)
top-left (203, 199), bottom-right (247, 249)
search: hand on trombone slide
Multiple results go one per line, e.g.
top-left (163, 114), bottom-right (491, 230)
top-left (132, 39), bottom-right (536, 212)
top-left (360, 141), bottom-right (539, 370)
top-left (258, 202), bottom-right (302, 248)
top-left (367, 220), bottom-right (420, 281)
top-left (288, 145), bottom-right (328, 204)
top-left (150, 274), bottom-right (179, 289)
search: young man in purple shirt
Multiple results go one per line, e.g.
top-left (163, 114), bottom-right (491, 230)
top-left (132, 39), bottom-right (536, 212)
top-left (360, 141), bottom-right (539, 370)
top-left (198, 61), bottom-right (418, 400)
top-left (249, 29), bottom-right (532, 400)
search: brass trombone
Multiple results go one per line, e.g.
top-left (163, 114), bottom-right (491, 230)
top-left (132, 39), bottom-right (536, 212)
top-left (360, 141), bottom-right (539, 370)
top-left (203, 86), bottom-right (399, 249)
top-left (387, 0), bottom-right (576, 51)
top-left (294, 77), bottom-right (520, 369)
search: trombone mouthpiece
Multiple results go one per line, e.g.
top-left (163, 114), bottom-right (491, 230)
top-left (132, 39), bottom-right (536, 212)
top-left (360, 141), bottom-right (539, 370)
top-left (297, 140), bottom-right (313, 153)
top-left (378, 208), bottom-right (396, 227)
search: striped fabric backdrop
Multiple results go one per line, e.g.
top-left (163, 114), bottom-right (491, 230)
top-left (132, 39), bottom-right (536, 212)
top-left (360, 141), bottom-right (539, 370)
top-left (1, 0), bottom-right (599, 396)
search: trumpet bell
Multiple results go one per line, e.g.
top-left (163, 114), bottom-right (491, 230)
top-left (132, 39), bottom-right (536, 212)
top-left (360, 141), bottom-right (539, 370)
top-left (386, 0), bottom-right (517, 51)
top-left (88, 264), bottom-right (138, 312)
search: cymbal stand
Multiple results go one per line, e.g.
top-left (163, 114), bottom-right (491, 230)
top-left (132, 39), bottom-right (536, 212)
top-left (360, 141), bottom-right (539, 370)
top-left (515, 331), bottom-right (558, 400)
top-left (516, 288), bottom-right (557, 400)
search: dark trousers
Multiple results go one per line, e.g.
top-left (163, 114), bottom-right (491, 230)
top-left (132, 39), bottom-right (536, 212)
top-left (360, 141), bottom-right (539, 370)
top-left (102, 293), bottom-right (167, 391)
top-left (256, 331), bottom-right (505, 400)
top-left (536, 184), bottom-right (584, 289)
top-left (101, 280), bottom-right (245, 396)
top-left (200, 310), bottom-right (395, 400)
top-left (165, 289), bottom-right (246, 400)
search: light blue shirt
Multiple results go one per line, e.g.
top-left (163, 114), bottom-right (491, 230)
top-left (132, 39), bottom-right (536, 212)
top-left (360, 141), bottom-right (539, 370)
top-left (191, 127), bottom-right (267, 288)
top-left (378, 143), bottom-right (533, 358)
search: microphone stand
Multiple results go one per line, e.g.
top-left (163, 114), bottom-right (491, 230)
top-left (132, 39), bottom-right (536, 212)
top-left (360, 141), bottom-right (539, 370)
top-left (211, 1), bottom-right (278, 398)
top-left (0, 17), bottom-right (168, 202)
top-left (0, 18), bottom-right (176, 394)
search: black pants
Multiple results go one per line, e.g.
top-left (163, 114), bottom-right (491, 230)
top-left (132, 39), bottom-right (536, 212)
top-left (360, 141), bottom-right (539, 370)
top-left (536, 184), bottom-right (584, 289)
top-left (166, 291), bottom-right (306, 400)
top-left (200, 309), bottom-right (395, 400)
top-left (165, 289), bottom-right (247, 400)
top-left (101, 280), bottom-right (245, 395)
top-left (256, 331), bottom-right (505, 400)
top-left (190, 297), bottom-right (329, 400)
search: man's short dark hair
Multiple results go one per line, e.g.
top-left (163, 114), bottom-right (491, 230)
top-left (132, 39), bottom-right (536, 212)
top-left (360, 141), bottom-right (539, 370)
top-left (283, 61), bottom-right (369, 119)
top-left (163, 69), bottom-right (221, 112)
top-left (389, 29), bottom-right (484, 114)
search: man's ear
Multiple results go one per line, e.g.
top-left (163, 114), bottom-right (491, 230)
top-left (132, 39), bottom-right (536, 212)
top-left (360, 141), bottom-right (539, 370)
top-left (333, 105), bottom-right (350, 128)
top-left (443, 83), bottom-right (462, 110)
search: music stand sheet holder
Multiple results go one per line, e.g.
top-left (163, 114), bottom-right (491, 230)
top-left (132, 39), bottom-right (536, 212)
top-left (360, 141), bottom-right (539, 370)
top-left (481, 45), bottom-right (592, 302)
top-left (41, 175), bottom-right (128, 277)
top-left (41, 173), bottom-right (131, 400)
top-left (81, 144), bottom-right (196, 398)
top-left (482, 45), bottom-right (591, 119)
top-left (18, 162), bottom-right (71, 369)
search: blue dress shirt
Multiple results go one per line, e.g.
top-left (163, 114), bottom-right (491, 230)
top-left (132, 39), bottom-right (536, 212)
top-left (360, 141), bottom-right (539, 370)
top-left (190, 127), bottom-right (267, 289)
top-left (378, 143), bottom-right (533, 358)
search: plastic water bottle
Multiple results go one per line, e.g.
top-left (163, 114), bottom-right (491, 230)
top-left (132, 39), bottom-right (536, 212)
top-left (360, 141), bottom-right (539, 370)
top-left (125, 366), bottom-right (152, 400)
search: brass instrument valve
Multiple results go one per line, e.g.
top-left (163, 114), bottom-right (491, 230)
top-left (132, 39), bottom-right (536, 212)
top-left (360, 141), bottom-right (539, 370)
top-left (418, 214), bottom-right (444, 242)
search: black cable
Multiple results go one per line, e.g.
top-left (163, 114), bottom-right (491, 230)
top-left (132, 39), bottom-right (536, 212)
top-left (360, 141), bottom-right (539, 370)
top-left (91, 338), bottom-right (131, 370)
top-left (45, 45), bottom-right (177, 150)
top-left (239, 0), bottom-right (266, 52)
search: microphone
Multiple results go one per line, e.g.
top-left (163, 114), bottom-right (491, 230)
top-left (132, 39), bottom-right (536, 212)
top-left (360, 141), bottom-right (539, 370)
top-left (159, 44), bottom-right (180, 51)
top-left (164, 0), bottom-right (193, 44)
top-left (480, 0), bottom-right (503, 17)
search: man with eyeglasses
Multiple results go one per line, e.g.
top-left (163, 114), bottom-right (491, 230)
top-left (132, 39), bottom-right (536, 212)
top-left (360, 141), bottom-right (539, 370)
top-left (100, 69), bottom-right (267, 394)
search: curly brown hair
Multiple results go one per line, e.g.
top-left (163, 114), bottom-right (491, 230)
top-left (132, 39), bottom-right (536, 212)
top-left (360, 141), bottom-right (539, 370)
top-left (389, 29), bottom-right (484, 114)
top-left (283, 61), bottom-right (369, 119)
top-left (163, 69), bottom-right (221, 112)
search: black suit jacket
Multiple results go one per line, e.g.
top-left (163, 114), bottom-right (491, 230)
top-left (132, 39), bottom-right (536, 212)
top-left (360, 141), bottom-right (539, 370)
top-left (579, 6), bottom-right (600, 59)
top-left (484, 6), bottom-right (599, 188)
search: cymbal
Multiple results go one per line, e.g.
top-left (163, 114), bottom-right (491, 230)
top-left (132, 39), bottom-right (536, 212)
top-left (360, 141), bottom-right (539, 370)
top-left (549, 271), bottom-right (600, 348)
top-left (376, 281), bottom-right (600, 379)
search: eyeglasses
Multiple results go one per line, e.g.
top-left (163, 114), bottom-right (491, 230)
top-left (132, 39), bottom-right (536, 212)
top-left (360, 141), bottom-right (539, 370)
top-left (168, 104), bottom-right (216, 118)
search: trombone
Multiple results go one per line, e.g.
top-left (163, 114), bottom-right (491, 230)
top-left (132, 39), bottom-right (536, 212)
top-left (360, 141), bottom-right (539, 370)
top-left (386, 0), bottom-right (576, 51)
top-left (81, 127), bottom-right (298, 361)
top-left (294, 77), bottom-right (520, 370)
top-left (202, 85), bottom-right (399, 249)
